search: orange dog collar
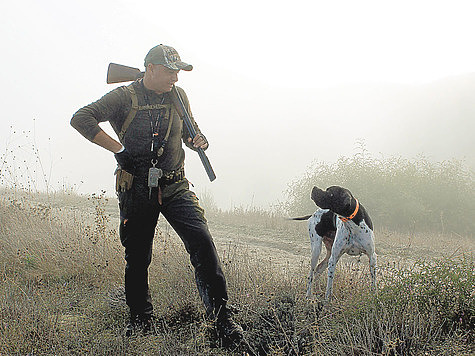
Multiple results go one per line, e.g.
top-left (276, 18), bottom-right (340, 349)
top-left (339, 199), bottom-right (359, 222)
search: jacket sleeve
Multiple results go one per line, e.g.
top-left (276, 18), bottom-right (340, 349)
top-left (70, 86), bottom-right (129, 142)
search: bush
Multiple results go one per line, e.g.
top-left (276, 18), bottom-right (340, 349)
top-left (282, 142), bottom-right (474, 235)
top-left (323, 255), bottom-right (475, 355)
top-left (377, 255), bottom-right (474, 334)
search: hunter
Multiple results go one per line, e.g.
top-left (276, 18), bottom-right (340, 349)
top-left (70, 44), bottom-right (243, 343)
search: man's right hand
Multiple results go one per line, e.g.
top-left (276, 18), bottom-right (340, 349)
top-left (114, 148), bottom-right (135, 172)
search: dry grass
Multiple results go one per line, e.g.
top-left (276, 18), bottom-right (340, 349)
top-left (0, 189), bottom-right (473, 355)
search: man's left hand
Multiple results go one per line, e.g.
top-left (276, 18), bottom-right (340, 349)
top-left (188, 134), bottom-right (208, 150)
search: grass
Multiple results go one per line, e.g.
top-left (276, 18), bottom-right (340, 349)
top-left (0, 189), bottom-right (474, 355)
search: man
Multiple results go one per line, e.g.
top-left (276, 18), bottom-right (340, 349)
top-left (70, 44), bottom-right (243, 343)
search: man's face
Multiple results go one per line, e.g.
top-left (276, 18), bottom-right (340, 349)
top-left (145, 64), bottom-right (179, 94)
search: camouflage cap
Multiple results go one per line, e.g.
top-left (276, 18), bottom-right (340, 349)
top-left (144, 44), bottom-right (193, 71)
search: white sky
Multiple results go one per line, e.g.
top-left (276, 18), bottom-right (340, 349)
top-left (1, 0), bottom-right (474, 209)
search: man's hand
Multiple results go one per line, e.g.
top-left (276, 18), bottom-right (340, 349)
top-left (114, 148), bottom-right (135, 172)
top-left (188, 134), bottom-right (208, 150)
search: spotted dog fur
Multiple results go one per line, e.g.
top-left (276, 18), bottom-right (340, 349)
top-left (291, 186), bottom-right (377, 300)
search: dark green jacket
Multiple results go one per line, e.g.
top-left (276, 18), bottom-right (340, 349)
top-left (71, 80), bottom-right (203, 173)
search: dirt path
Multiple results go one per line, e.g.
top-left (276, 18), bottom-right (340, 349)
top-left (205, 219), bottom-right (475, 273)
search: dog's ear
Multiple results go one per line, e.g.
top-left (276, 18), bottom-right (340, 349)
top-left (342, 194), bottom-right (352, 208)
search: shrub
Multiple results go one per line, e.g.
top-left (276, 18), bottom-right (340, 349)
top-left (282, 142), bottom-right (474, 235)
top-left (377, 255), bottom-right (474, 334)
top-left (324, 255), bottom-right (475, 355)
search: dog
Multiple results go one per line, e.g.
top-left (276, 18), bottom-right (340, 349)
top-left (290, 186), bottom-right (377, 300)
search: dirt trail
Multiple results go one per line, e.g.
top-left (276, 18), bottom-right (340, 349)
top-left (205, 218), bottom-right (474, 272)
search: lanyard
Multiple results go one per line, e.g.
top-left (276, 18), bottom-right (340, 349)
top-left (149, 109), bottom-right (162, 155)
top-left (148, 95), bottom-right (166, 160)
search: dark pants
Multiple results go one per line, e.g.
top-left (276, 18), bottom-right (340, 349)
top-left (118, 176), bottom-right (228, 318)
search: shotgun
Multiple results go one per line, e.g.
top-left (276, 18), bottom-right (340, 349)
top-left (106, 63), bottom-right (216, 182)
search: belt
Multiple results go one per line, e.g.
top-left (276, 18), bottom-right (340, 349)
top-left (134, 166), bottom-right (184, 180)
top-left (157, 168), bottom-right (185, 205)
top-left (160, 168), bottom-right (185, 185)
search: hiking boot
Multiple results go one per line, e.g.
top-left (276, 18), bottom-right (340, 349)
top-left (125, 314), bottom-right (153, 337)
top-left (216, 309), bottom-right (244, 344)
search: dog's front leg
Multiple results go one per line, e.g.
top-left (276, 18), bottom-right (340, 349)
top-left (362, 231), bottom-right (377, 292)
top-left (306, 241), bottom-right (322, 298)
top-left (369, 250), bottom-right (377, 291)
top-left (325, 255), bottom-right (338, 301)
top-left (325, 232), bottom-right (346, 301)
top-left (306, 222), bottom-right (323, 299)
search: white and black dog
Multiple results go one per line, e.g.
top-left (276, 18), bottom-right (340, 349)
top-left (291, 186), bottom-right (377, 300)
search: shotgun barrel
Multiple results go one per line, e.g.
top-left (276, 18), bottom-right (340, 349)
top-left (169, 86), bottom-right (216, 181)
top-left (106, 63), bottom-right (216, 182)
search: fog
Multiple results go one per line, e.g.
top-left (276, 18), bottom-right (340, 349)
top-left (1, 0), bottom-right (474, 209)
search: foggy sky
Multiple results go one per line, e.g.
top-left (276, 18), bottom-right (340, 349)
top-left (1, 0), bottom-right (474, 209)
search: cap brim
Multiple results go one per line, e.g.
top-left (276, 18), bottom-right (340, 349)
top-left (164, 61), bottom-right (193, 71)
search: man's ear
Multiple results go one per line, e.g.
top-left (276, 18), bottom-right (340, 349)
top-left (145, 63), bottom-right (155, 73)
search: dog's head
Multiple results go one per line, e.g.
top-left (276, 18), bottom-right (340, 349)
top-left (311, 185), bottom-right (355, 216)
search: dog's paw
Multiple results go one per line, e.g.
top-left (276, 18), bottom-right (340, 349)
top-left (305, 292), bottom-right (317, 301)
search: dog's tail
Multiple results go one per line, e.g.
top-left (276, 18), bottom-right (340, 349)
top-left (287, 214), bottom-right (313, 221)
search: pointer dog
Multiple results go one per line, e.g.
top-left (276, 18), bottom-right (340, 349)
top-left (291, 186), bottom-right (377, 300)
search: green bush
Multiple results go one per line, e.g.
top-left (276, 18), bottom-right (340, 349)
top-left (316, 255), bottom-right (475, 355)
top-left (378, 255), bottom-right (474, 333)
top-left (283, 142), bottom-right (474, 235)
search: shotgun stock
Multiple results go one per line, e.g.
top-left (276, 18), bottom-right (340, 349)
top-left (107, 63), bottom-right (144, 83)
top-left (106, 63), bottom-right (216, 182)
